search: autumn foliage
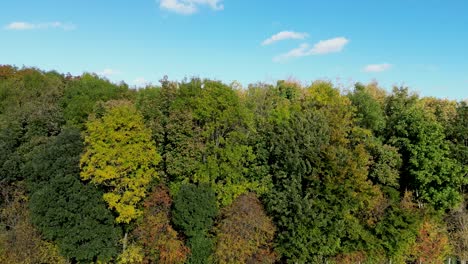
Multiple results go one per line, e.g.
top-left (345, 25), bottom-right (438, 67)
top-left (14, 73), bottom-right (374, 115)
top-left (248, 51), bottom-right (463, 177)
top-left (0, 67), bottom-right (467, 263)
top-left (214, 193), bottom-right (277, 263)
top-left (133, 185), bottom-right (189, 264)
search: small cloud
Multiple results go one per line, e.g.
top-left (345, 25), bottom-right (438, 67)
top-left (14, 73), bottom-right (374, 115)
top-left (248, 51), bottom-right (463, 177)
top-left (273, 43), bottom-right (310, 62)
top-left (133, 77), bottom-right (150, 87)
top-left (98, 69), bottom-right (121, 77)
top-left (310, 37), bottom-right (349, 54)
top-left (363, 63), bottom-right (392, 73)
top-left (5, 22), bottom-right (35, 30)
top-left (159, 0), bottom-right (224, 15)
top-left (273, 37), bottom-right (349, 62)
top-left (262, 31), bottom-right (309, 46)
top-left (4, 21), bottom-right (75, 31)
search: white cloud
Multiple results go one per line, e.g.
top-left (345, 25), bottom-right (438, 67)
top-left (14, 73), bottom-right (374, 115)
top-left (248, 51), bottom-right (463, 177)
top-left (133, 77), bottom-right (150, 87)
top-left (273, 37), bottom-right (349, 62)
top-left (310, 37), bottom-right (349, 54)
top-left (262, 31), bottom-right (309, 46)
top-left (4, 21), bottom-right (75, 31)
top-left (159, 0), bottom-right (224, 14)
top-left (363, 63), bottom-right (392, 73)
top-left (273, 43), bottom-right (310, 62)
top-left (98, 69), bottom-right (121, 77)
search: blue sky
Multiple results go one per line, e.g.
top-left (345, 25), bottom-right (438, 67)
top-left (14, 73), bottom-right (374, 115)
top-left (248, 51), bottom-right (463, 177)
top-left (1, 0), bottom-right (467, 99)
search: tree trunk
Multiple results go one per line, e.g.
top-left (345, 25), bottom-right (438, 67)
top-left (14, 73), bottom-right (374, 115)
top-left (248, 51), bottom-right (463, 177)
top-left (123, 232), bottom-right (128, 251)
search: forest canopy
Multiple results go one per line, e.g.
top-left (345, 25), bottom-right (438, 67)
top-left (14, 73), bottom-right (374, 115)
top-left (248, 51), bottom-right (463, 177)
top-left (0, 65), bottom-right (466, 263)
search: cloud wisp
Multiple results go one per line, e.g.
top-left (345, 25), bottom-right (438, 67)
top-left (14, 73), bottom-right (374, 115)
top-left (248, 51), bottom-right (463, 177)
top-left (273, 37), bottom-right (349, 62)
top-left (363, 63), bottom-right (392, 73)
top-left (98, 69), bottom-right (121, 77)
top-left (4, 21), bottom-right (76, 31)
top-left (133, 77), bottom-right (150, 87)
top-left (262, 31), bottom-right (309, 46)
top-left (159, 0), bottom-right (224, 15)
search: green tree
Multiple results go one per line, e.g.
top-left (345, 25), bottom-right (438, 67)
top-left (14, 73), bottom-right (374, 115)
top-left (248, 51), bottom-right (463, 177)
top-left (372, 190), bottom-right (422, 263)
top-left (447, 101), bottom-right (468, 185)
top-left (135, 78), bottom-right (203, 193)
top-left (192, 80), bottom-right (264, 206)
top-left (61, 73), bottom-right (129, 128)
top-left (385, 87), bottom-right (465, 210)
top-left (0, 67), bottom-right (65, 184)
top-left (24, 129), bottom-right (121, 262)
top-left (265, 82), bottom-right (381, 262)
top-left (0, 183), bottom-right (67, 264)
top-left (349, 82), bottom-right (386, 133)
top-left (80, 100), bottom-right (160, 223)
top-left (358, 130), bottom-right (401, 188)
top-left (172, 183), bottom-right (218, 264)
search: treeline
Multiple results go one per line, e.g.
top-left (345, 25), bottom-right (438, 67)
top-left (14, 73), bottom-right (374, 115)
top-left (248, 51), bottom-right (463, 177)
top-left (0, 65), bottom-right (466, 264)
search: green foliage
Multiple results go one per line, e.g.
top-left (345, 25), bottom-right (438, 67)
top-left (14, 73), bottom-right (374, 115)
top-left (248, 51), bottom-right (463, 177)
top-left (276, 79), bottom-right (301, 101)
top-left (373, 193), bottom-right (421, 262)
top-left (349, 83), bottom-right (386, 133)
top-left (172, 183), bottom-right (217, 263)
top-left (61, 73), bottom-right (129, 128)
top-left (264, 109), bottom-right (346, 261)
top-left (186, 233), bottom-right (214, 264)
top-left (137, 79), bottom-right (268, 206)
top-left (447, 101), bottom-right (468, 177)
top-left (172, 183), bottom-right (218, 237)
top-left (0, 183), bottom-right (67, 264)
top-left (25, 129), bottom-right (121, 263)
top-left (1, 66), bottom-right (466, 263)
top-left (0, 67), bottom-right (65, 184)
top-left (385, 87), bottom-right (465, 210)
top-left (192, 80), bottom-right (265, 206)
top-left (80, 100), bottom-right (161, 223)
top-left (135, 79), bottom-right (202, 191)
top-left (264, 82), bottom-right (386, 262)
top-left (363, 133), bottom-right (402, 188)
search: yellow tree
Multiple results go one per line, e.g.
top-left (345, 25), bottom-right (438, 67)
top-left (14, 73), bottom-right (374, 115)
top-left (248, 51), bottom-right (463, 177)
top-left (80, 100), bottom-right (160, 223)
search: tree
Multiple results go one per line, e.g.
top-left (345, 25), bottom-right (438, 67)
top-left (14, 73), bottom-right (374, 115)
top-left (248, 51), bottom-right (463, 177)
top-left (385, 87), bottom-right (465, 210)
top-left (172, 183), bottom-right (218, 264)
top-left (80, 100), bottom-right (160, 223)
top-left (214, 193), bottom-right (277, 264)
top-left (0, 183), bottom-right (66, 264)
top-left (0, 67), bottom-right (65, 184)
top-left (25, 128), bottom-right (121, 263)
top-left (349, 82), bottom-right (386, 133)
top-left (447, 101), bottom-right (468, 188)
top-left (192, 80), bottom-right (265, 206)
top-left (135, 79), bottom-right (203, 194)
top-left (361, 132), bottom-right (401, 188)
top-left (265, 109), bottom-right (361, 262)
top-left (61, 73), bottom-right (129, 128)
top-left (409, 219), bottom-right (452, 263)
top-left (136, 78), bottom-right (268, 206)
top-left (373, 190), bottom-right (422, 263)
top-left (133, 185), bottom-right (189, 264)
top-left (447, 201), bottom-right (468, 263)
